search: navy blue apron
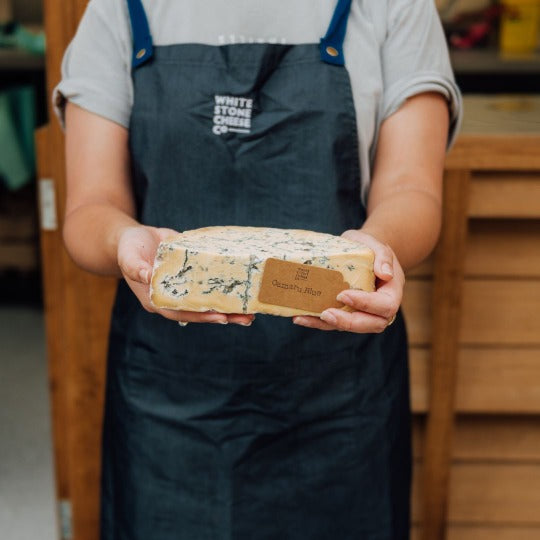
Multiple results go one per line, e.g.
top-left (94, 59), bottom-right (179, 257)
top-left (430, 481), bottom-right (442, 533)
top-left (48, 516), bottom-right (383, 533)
top-left (101, 1), bottom-right (411, 538)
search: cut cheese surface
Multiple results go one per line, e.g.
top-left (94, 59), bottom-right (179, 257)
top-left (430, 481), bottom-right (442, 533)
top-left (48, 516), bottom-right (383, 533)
top-left (150, 226), bottom-right (375, 317)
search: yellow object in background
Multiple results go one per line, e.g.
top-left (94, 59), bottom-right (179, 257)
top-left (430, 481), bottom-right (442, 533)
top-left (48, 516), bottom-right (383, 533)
top-left (500, 0), bottom-right (540, 53)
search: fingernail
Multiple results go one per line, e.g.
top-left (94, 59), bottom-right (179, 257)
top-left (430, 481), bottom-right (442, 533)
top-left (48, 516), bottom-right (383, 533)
top-left (178, 321), bottom-right (189, 327)
top-left (139, 268), bottom-right (150, 284)
top-left (320, 311), bottom-right (337, 325)
top-left (238, 321), bottom-right (252, 327)
top-left (336, 293), bottom-right (353, 305)
top-left (293, 317), bottom-right (304, 325)
top-left (382, 263), bottom-right (393, 276)
top-left (217, 320), bottom-right (229, 325)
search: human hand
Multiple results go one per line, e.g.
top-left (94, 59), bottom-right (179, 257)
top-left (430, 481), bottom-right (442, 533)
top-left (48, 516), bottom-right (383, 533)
top-left (292, 229), bottom-right (404, 333)
top-left (117, 226), bottom-right (255, 326)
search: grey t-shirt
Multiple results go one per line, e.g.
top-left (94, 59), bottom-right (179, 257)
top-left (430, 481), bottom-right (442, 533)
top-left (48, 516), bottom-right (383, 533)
top-left (54, 0), bottom-right (462, 200)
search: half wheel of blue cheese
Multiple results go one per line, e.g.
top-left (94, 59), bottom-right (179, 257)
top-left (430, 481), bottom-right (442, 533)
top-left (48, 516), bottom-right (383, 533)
top-left (150, 226), bottom-right (375, 317)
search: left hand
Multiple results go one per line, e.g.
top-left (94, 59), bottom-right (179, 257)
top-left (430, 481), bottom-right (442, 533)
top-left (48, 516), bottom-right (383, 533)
top-left (118, 225), bottom-right (256, 326)
top-left (292, 229), bottom-right (404, 333)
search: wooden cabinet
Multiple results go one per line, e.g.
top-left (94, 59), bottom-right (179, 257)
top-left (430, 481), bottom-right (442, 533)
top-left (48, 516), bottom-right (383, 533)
top-left (403, 95), bottom-right (540, 540)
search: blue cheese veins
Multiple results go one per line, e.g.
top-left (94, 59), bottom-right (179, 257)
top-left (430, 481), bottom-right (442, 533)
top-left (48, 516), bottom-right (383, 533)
top-left (150, 226), bottom-right (375, 317)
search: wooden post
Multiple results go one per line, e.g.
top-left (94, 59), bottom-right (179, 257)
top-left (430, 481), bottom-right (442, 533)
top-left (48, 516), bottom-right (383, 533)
top-left (35, 125), bottom-right (71, 539)
top-left (421, 170), bottom-right (470, 540)
top-left (39, 1), bottom-right (118, 538)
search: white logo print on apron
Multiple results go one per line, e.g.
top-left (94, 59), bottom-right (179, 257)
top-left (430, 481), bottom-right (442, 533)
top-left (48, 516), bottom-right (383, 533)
top-left (212, 95), bottom-right (253, 135)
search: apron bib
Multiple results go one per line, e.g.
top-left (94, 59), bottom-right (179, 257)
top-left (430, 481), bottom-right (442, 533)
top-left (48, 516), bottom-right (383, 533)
top-left (101, 1), bottom-right (411, 538)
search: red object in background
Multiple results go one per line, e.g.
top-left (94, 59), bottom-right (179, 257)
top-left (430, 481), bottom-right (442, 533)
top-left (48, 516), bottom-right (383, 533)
top-left (450, 20), bottom-right (493, 48)
top-left (448, 4), bottom-right (504, 50)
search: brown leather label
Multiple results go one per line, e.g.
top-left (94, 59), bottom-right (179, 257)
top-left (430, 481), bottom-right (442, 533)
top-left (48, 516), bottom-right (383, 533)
top-left (258, 258), bottom-right (349, 314)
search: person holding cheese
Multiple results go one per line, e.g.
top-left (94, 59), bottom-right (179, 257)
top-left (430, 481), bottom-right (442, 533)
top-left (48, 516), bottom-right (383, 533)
top-left (54, 0), bottom-right (461, 538)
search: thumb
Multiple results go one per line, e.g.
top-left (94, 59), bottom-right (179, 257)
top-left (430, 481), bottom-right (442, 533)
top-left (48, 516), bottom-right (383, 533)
top-left (117, 226), bottom-right (162, 285)
top-left (117, 243), bottom-right (153, 284)
top-left (342, 229), bottom-right (394, 281)
top-left (156, 227), bottom-right (180, 242)
top-left (374, 252), bottom-right (394, 282)
top-left (120, 258), bottom-right (153, 285)
top-left (369, 242), bottom-right (394, 281)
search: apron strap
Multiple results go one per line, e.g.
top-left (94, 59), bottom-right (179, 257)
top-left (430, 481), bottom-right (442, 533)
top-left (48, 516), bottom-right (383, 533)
top-left (320, 0), bottom-right (352, 66)
top-left (126, 0), bottom-right (154, 68)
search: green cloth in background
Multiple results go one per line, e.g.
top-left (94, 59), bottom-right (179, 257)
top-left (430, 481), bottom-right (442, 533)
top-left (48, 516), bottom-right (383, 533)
top-left (0, 23), bottom-right (46, 54)
top-left (0, 86), bottom-right (36, 190)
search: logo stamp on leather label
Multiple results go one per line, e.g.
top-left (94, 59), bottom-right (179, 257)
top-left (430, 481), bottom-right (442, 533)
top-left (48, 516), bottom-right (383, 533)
top-left (294, 267), bottom-right (310, 281)
top-left (258, 258), bottom-right (349, 314)
top-left (212, 95), bottom-right (253, 135)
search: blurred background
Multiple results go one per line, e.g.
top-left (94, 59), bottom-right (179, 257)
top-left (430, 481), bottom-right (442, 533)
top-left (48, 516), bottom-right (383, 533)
top-left (0, 1), bottom-right (539, 539)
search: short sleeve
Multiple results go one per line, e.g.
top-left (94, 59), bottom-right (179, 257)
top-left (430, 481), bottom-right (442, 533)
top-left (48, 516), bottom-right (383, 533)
top-left (52, 0), bottom-right (133, 130)
top-left (381, 0), bottom-right (462, 148)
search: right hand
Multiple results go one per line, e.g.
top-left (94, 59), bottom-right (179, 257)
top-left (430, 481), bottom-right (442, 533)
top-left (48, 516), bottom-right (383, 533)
top-left (117, 225), bottom-right (255, 326)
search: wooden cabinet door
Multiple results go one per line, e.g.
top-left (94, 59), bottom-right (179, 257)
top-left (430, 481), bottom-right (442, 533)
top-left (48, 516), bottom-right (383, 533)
top-left (37, 1), bottom-right (116, 538)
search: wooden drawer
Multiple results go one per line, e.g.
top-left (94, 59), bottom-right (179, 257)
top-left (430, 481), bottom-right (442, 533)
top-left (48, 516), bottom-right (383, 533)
top-left (412, 417), bottom-right (540, 539)
top-left (408, 220), bottom-right (540, 279)
top-left (411, 527), bottom-right (540, 540)
top-left (413, 463), bottom-right (540, 524)
top-left (469, 172), bottom-right (540, 219)
top-left (402, 279), bottom-right (540, 346)
top-left (410, 348), bottom-right (540, 414)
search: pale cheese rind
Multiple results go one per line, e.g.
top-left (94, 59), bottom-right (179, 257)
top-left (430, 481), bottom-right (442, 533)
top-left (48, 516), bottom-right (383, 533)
top-left (150, 226), bottom-right (375, 317)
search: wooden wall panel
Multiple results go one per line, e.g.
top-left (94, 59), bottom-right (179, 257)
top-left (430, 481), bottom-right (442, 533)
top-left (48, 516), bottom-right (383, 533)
top-left (407, 220), bottom-right (540, 279)
top-left (407, 260), bottom-right (432, 278)
top-left (402, 280), bottom-right (432, 346)
top-left (450, 464), bottom-right (540, 523)
top-left (413, 464), bottom-right (540, 524)
top-left (466, 220), bottom-right (540, 277)
top-left (410, 348), bottom-right (540, 413)
top-left (413, 416), bottom-right (540, 461)
top-left (403, 280), bottom-right (540, 346)
top-left (445, 135), bottom-right (540, 171)
top-left (460, 281), bottom-right (540, 345)
top-left (410, 348), bottom-right (430, 413)
top-left (469, 173), bottom-right (540, 219)
top-left (412, 526), bottom-right (540, 540)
